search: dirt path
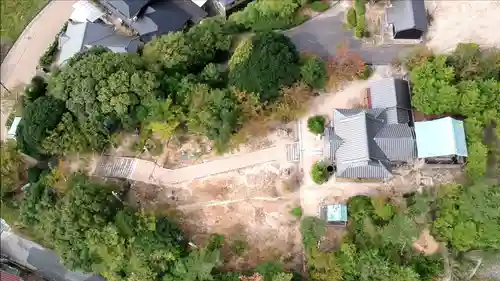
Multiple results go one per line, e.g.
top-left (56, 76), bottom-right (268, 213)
top-left (132, 145), bottom-right (288, 184)
top-left (0, 0), bottom-right (76, 140)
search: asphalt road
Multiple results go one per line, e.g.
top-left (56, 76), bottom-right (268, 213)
top-left (1, 229), bottom-right (104, 281)
top-left (286, 5), bottom-right (413, 65)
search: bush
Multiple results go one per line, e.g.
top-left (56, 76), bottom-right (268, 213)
top-left (291, 207), bottom-right (303, 217)
top-left (229, 0), bottom-right (302, 31)
top-left (24, 76), bottom-right (47, 102)
top-left (346, 8), bottom-right (357, 28)
top-left (357, 64), bottom-right (373, 80)
top-left (300, 57), bottom-right (327, 89)
top-left (309, 1), bottom-right (329, 12)
top-left (300, 216), bottom-right (326, 250)
top-left (307, 115), bottom-right (326, 135)
top-left (311, 161), bottom-right (329, 184)
top-left (354, 17), bottom-right (365, 38)
top-left (39, 22), bottom-right (68, 71)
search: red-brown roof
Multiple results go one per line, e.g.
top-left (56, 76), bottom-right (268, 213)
top-left (0, 271), bottom-right (22, 281)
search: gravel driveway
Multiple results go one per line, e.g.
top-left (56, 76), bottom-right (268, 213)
top-left (285, 5), bottom-right (413, 65)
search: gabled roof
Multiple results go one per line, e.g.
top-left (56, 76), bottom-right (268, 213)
top-left (58, 22), bottom-right (139, 65)
top-left (374, 124), bottom-right (416, 161)
top-left (103, 0), bottom-right (151, 18)
top-left (333, 109), bottom-right (394, 179)
top-left (100, 0), bottom-right (207, 42)
top-left (414, 117), bottom-right (468, 158)
top-left (369, 78), bottom-right (412, 124)
top-left (386, 0), bottom-right (428, 34)
top-left (327, 108), bottom-right (417, 179)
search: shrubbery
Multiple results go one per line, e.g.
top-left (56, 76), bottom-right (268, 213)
top-left (307, 115), bottom-right (326, 135)
top-left (229, 0), bottom-right (307, 32)
top-left (39, 22), bottom-right (68, 71)
top-left (311, 161), bottom-right (329, 184)
top-left (346, 8), bottom-right (357, 28)
top-left (300, 56), bottom-right (327, 89)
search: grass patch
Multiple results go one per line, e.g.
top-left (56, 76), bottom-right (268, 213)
top-left (1, 0), bottom-right (48, 49)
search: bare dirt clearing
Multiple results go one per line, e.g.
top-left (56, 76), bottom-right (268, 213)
top-left (426, 0), bottom-right (500, 52)
top-left (127, 162), bottom-right (304, 271)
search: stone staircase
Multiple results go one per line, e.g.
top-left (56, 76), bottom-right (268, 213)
top-left (285, 142), bottom-right (300, 163)
top-left (94, 156), bottom-right (136, 178)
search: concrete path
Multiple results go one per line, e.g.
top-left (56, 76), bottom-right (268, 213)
top-left (0, 0), bottom-right (76, 140)
top-left (1, 230), bottom-right (104, 281)
top-left (285, 5), bottom-right (413, 65)
top-left (131, 145), bottom-right (287, 185)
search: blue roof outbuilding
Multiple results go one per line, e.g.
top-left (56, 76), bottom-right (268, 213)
top-left (414, 117), bottom-right (468, 158)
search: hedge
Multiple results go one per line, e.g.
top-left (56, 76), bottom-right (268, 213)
top-left (309, 1), bottom-right (329, 12)
top-left (346, 8), bottom-right (357, 28)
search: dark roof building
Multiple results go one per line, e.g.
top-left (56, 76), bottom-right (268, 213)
top-left (368, 78), bottom-right (412, 124)
top-left (386, 0), bottom-right (427, 39)
top-left (324, 78), bottom-right (417, 179)
top-left (100, 0), bottom-right (207, 41)
top-left (57, 21), bottom-right (140, 65)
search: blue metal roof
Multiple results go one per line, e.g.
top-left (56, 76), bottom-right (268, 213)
top-left (414, 117), bottom-right (468, 158)
top-left (326, 204), bottom-right (348, 222)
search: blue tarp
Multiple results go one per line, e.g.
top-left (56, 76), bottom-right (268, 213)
top-left (414, 117), bottom-right (468, 158)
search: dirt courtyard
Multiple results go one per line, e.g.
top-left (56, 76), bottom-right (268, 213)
top-left (127, 162), bottom-right (304, 271)
top-left (426, 0), bottom-right (500, 52)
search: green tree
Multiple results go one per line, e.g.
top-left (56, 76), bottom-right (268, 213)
top-left (167, 249), bottom-right (221, 281)
top-left (432, 182), bottom-right (500, 251)
top-left (300, 57), bottom-right (327, 89)
top-left (307, 115), bottom-right (326, 135)
top-left (229, 0), bottom-right (301, 31)
top-left (17, 96), bottom-right (66, 157)
top-left (144, 17), bottom-right (233, 72)
top-left (308, 248), bottom-right (343, 281)
top-left (410, 55), bottom-right (460, 115)
top-left (0, 141), bottom-right (26, 198)
top-left (229, 32), bottom-right (300, 103)
top-left (310, 161), bottom-right (329, 184)
top-left (187, 88), bottom-right (241, 153)
top-left (142, 98), bottom-right (183, 140)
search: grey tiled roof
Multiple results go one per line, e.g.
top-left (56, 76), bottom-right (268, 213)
top-left (324, 125), bottom-right (344, 161)
top-left (337, 160), bottom-right (392, 179)
top-left (327, 108), bottom-right (417, 179)
top-left (58, 22), bottom-right (139, 65)
top-left (369, 78), bottom-right (411, 124)
top-left (386, 0), bottom-right (428, 34)
top-left (374, 124), bottom-right (416, 161)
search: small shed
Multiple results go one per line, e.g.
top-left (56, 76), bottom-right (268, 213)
top-left (414, 117), bottom-right (468, 158)
top-left (321, 204), bottom-right (348, 226)
top-left (7, 117), bottom-right (22, 140)
top-left (386, 0), bottom-right (428, 39)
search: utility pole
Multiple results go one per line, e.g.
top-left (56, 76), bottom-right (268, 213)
top-left (0, 81), bottom-right (11, 95)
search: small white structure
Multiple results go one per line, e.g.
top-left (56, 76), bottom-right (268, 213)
top-left (70, 0), bottom-right (105, 23)
top-left (7, 117), bottom-right (22, 140)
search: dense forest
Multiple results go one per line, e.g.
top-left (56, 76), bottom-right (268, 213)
top-left (1, 2), bottom-right (499, 280)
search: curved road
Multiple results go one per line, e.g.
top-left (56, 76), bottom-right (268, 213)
top-left (0, 0), bottom-right (76, 140)
top-left (286, 4), bottom-right (413, 64)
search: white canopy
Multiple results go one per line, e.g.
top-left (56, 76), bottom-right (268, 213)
top-left (70, 0), bottom-right (105, 23)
